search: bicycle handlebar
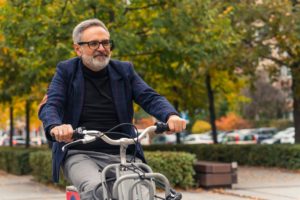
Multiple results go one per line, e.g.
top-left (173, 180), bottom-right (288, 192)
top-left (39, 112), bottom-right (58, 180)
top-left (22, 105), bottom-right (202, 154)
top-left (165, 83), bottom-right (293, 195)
top-left (62, 122), bottom-right (169, 152)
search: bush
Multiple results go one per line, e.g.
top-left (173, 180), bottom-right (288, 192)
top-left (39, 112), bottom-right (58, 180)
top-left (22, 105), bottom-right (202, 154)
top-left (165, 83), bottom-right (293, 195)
top-left (29, 150), bottom-right (196, 189)
top-left (29, 150), bottom-right (69, 187)
top-left (216, 112), bottom-right (252, 131)
top-left (29, 151), bottom-right (52, 183)
top-left (145, 151), bottom-right (196, 188)
top-left (191, 120), bottom-right (211, 133)
top-left (144, 144), bottom-right (300, 170)
top-left (0, 147), bottom-right (32, 175)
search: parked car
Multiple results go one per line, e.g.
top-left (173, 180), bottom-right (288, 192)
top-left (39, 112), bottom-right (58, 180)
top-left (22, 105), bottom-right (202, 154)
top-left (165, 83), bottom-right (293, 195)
top-left (30, 136), bottom-right (45, 146)
top-left (151, 132), bottom-right (187, 144)
top-left (3, 135), bottom-right (26, 146)
top-left (222, 129), bottom-right (257, 144)
top-left (183, 133), bottom-right (213, 144)
top-left (252, 127), bottom-right (277, 143)
top-left (0, 131), bottom-right (8, 146)
top-left (280, 132), bottom-right (295, 144)
top-left (151, 134), bottom-right (176, 144)
top-left (261, 127), bottom-right (295, 144)
top-left (183, 131), bottom-right (228, 144)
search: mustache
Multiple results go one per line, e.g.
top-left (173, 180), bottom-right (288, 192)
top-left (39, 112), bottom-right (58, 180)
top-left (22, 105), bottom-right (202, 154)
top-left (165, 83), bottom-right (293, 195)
top-left (94, 52), bottom-right (108, 57)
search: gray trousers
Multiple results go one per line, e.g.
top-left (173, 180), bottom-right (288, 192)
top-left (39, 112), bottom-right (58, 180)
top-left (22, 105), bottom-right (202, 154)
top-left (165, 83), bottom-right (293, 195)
top-left (62, 150), bottom-right (140, 200)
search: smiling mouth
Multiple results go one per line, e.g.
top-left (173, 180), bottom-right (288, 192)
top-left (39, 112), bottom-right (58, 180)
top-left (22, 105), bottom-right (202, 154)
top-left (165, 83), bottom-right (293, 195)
top-left (94, 54), bottom-right (107, 58)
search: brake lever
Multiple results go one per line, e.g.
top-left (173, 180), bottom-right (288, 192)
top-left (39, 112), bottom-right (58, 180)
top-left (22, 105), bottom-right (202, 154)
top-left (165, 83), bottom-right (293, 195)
top-left (62, 135), bottom-right (97, 152)
top-left (81, 135), bottom-right (97, 144)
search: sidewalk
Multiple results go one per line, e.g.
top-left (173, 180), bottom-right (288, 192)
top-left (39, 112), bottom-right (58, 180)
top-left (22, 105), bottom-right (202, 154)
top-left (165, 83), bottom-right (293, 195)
top-left (0, 171), bottom-right (241, 200)
top-left (0, 166), bottom-right (300, 200)
top-left (223, 166), bottom-right (300, 200)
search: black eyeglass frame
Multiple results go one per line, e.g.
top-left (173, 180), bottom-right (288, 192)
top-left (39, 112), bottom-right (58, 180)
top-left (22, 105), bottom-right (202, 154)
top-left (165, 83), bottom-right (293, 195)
top-left (77, 39), bottom-right (114, 50)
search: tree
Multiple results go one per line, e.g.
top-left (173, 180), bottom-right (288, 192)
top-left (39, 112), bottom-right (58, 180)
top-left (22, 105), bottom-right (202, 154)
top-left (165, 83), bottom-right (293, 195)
top-left (227, 0), bottom-right (300, 142)
top-left (111, 0), bottom-right (246, 142)
top-left (0, 0), bottom-right (249, 145)
top-left (242, 70), bottom-right (287, 120)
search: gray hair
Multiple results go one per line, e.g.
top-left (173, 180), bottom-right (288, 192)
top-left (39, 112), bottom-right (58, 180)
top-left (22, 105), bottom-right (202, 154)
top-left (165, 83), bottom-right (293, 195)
top-left (72, 19), bottom-right (109, 44)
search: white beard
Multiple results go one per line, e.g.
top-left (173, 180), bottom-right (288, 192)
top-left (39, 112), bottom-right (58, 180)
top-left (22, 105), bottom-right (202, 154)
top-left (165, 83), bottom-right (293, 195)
top-left (82, 54), bottom-right (110, 71)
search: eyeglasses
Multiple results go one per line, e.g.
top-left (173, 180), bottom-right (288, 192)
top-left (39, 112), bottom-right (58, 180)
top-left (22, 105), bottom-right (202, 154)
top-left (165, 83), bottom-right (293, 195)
top-left (77, 40), bottom-right (114, 50)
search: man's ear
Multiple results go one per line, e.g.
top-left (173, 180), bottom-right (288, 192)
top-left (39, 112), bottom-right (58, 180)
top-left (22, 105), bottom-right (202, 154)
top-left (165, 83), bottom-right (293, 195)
top-left (73, 44), bottom-right (82, 57)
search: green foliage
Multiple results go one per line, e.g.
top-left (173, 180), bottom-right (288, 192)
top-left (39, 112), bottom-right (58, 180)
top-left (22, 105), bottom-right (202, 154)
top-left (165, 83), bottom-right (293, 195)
top-left (0, 0), bottom-right (247, 126)
top-left (226, 1), bottom-right (300, 140)
top-left (0, 147), bottom-right (32, 175)
top-left (29, 150), bottom-right (69, 187)
top-left (145, 151), bottom-right (196, 188)
top-left (29, 149), bottom-right (196, 189)
top-left (29, 150), bottom-right (52, 183)
top-left (144, 144), bottom-right (300, 169)
top-left (1, 0), bottom-right (299, 141)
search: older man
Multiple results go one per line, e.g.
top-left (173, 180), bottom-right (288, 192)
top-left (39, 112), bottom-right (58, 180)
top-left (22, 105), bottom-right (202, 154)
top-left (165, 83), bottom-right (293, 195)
top-left (38, 18), bottom-right (186, 199)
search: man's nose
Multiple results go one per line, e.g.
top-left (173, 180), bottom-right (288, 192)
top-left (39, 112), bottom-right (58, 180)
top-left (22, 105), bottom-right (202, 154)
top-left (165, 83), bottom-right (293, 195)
top-left (97, 43), bottom-right (106, 51)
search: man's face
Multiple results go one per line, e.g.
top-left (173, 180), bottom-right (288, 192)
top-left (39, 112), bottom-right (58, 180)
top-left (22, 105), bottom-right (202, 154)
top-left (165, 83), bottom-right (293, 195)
top-left (74, 26), bottom-right (111, 71)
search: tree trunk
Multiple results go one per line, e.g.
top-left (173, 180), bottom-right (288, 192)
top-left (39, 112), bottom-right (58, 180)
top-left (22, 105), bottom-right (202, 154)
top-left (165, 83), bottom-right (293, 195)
top-left (292, 67), bottom-right (300, 143)
top-left (173, 100), bottom-right (181, 144)
top-left (205, 72), bottom-right (218, 144)
top-left (9, 103), bottom-right (14, 147)
top-left (25, 100), bottom-right (31, 148)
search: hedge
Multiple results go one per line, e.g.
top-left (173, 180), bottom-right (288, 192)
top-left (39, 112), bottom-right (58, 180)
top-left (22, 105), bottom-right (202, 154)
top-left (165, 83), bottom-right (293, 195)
top-left (29, 150), bottom-right (196, 188)
top-left (145, 151), bottom-right (195, 188)
top-left (0, 147), bottom-right (32, 175)
top-left (2, 144), bottom-right (300, 189)
top-left (144, 144), bottom-right (300, 169)
top-left (29, 150), bottom-right (69, 187)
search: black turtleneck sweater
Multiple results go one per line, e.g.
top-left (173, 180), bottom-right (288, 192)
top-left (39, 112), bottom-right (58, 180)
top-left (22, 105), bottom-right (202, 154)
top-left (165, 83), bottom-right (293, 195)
top-left (71, 65), bottom-right (121, 154)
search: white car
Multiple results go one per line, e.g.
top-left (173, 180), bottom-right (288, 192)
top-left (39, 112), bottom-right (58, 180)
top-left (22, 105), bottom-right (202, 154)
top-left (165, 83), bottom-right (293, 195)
top-left (261, 127), bottom-right (295, 144)
top-left (279, 128), bottom-right (295, 144)
top-left (183, 133), bottom-right (213, 144)
top-left (152, 134), bottom-right (177, 144)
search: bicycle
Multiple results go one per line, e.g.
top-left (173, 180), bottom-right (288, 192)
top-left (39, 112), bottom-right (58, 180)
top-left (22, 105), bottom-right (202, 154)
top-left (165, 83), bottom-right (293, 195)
top-left (63, 122), bottom-right (182, 200)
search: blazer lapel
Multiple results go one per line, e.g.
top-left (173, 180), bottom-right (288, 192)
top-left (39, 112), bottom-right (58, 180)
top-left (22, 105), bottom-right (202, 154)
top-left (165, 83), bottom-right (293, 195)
top-left (108, 63), bottom-right (129, 123)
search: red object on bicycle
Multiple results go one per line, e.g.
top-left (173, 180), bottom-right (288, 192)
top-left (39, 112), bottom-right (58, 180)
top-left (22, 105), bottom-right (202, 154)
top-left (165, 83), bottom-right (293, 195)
top-left (66, 190), bottom-right (80, 200)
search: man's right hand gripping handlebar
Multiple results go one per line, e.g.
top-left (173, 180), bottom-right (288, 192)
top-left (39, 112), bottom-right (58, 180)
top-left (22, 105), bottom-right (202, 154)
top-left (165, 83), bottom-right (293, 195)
top-left (50, 124), bottom-right (74, 143)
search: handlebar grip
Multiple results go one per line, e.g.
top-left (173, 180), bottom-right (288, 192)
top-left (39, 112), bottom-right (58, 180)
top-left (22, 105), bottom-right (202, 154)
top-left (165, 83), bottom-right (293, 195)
top-left (155, 122), bottom-right (170, 134)
top-left (72, 127), bottom-right (86, 140)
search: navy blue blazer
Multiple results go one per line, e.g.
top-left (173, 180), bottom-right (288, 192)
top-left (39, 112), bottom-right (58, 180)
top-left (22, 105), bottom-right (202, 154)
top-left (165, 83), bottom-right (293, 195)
top-left (38, 57), bottom-right (178, 182)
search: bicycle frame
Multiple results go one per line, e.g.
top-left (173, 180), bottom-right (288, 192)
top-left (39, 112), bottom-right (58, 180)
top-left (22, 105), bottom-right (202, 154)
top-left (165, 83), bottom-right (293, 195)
top-left (64, 123), bottom-right (180, 200)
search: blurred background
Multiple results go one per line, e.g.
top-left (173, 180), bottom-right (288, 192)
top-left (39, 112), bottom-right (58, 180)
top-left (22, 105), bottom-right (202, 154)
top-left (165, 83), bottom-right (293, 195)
top-left (0, 0), bottom-right (299, 148)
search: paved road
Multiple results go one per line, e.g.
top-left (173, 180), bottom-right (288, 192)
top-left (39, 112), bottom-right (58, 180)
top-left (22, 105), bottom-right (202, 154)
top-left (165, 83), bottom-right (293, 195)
top-left (1, 166), bottom-right (300, 200)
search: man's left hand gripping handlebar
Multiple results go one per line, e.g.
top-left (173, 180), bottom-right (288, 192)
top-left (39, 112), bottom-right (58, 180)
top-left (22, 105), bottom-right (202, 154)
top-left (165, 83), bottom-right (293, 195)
top-left (166, 115), bottom-right (187, 134)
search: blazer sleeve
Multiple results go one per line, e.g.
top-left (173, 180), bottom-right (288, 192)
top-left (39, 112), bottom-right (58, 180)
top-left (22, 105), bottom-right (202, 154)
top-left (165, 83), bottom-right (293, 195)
top-left (129, 63), bottom-right (179, 122)
top-left (38, 63), bottom-right (68, 140)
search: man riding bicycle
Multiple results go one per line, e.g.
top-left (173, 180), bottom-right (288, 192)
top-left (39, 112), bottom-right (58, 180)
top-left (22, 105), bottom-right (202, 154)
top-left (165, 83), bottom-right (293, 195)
top-left (38, 18), bottom-right (186, 200)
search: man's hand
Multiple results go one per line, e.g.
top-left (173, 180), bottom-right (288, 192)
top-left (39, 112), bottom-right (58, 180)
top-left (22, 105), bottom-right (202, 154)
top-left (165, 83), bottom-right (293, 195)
top-left (166, 115), bottom-right (187, 133)
top-left (50, 124), bottom-right (74, 143)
